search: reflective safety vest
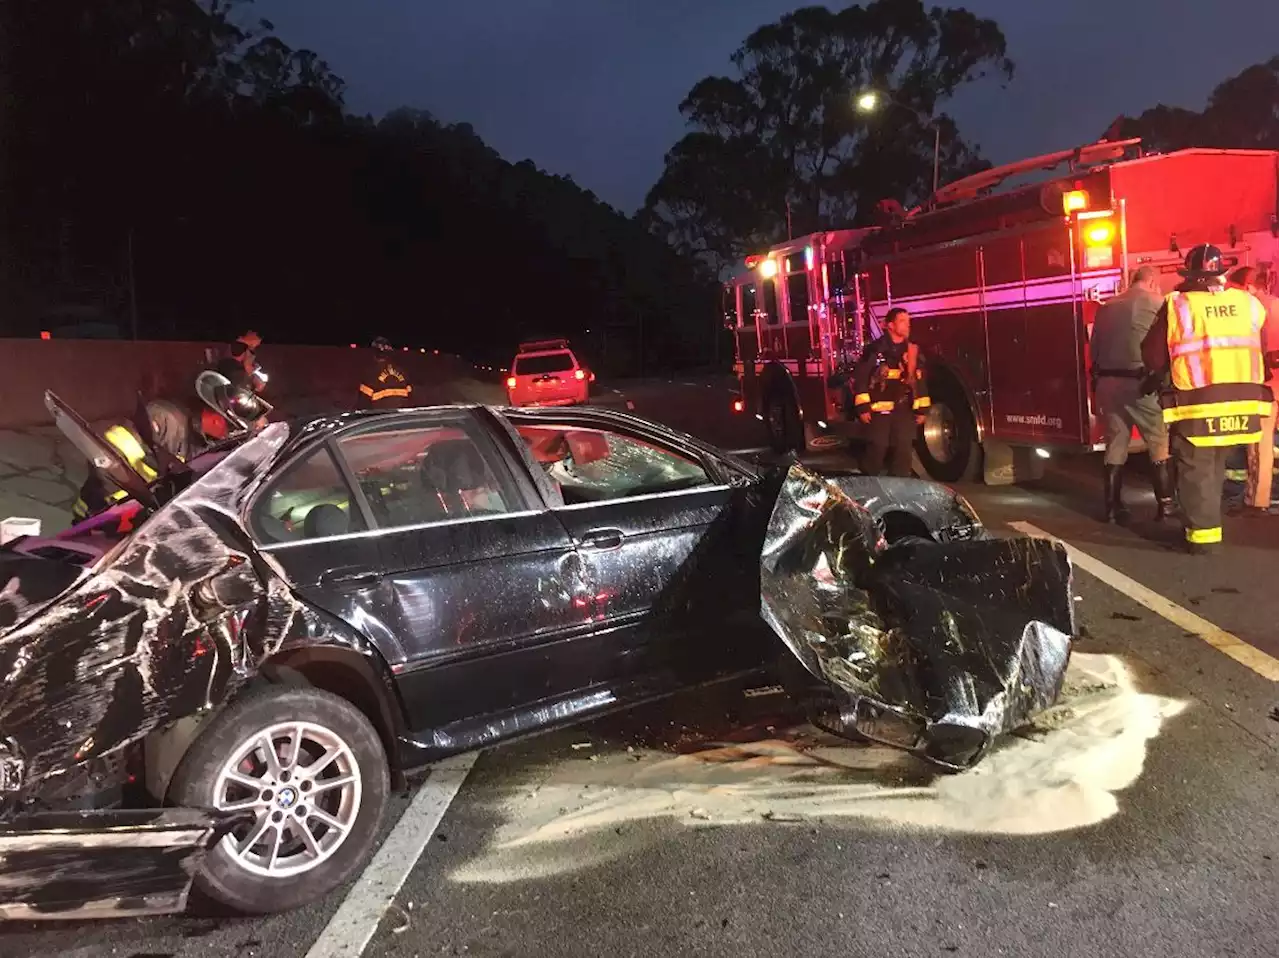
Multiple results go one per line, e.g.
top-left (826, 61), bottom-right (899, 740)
top-left (1163, 287), bottom-right (1270, 447)
top-left (72, 424), bottom-right (159, 518)
top-left (359, 362), bottom-right (413, 406)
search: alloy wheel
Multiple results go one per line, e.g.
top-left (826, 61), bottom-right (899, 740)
top-left (212, 721), bottom-right (362, 878)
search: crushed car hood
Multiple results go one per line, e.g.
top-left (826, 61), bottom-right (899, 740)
top-left (761, 464), bottom-right (1074, 770)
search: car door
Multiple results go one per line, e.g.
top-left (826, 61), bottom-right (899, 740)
top-left (247, 436), bottom-right (389, 651)
top-left (326, 411), bottom-right (597, 742)
top-left (501, 412), bottom-right (750, 689)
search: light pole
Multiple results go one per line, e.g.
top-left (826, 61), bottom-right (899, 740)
top-left (856, 90), bottom-right (941, 196)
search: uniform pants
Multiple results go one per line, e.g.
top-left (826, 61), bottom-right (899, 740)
top-left (1245, 400), bottom-right (1278, 509)
top-left (861, 407), bottom-right (915, 477)
top-left (1172, 432), bottom-right (1232, 545)
top-left (1096, 377), bottom-right (1168, 466)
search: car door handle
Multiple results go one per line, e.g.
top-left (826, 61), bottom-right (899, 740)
top-left (580, 529), bottom-right (623, 551)
top-left (319, 569), bottom-right (381, 591)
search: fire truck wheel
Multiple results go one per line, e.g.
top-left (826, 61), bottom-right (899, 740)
top-left (763, 393), bottom-right (804, 454)
top-left (915, 382), bottom-right (980, 483)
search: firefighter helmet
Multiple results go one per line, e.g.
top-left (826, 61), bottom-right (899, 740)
top-left (195, 371), bottom-right (273, 433)
top-left (1180, 244), bottom-right (1227, 278)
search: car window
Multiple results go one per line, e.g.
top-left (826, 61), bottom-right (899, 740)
top-left (514, 352), bottom-right (575, 375)
top-left (252, 445), bottom-right (367, 545)
top-left (515, 424), bottom-right (710, 505)
top-left (336, 424), bottom-right (513, 528)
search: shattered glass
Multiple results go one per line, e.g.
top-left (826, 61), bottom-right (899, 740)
top-left (761, 464), bottom-right (1074, 770)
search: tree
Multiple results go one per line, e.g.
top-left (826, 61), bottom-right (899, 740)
top-left (1117, 57), bottom-right (1278, 152)
top-left (641, 1), bottom-right (1013, 273)
top-left (1, 0), bottom-right (719, 371)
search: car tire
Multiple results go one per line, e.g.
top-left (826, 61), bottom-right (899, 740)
top-left (914, 378), bottom-right (981, 483)
top-left (168, 684), bottom-right (390, 915)
top-left (764, 392), bottom-right (804, 455)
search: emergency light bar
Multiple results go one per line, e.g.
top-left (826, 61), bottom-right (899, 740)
top-left (518, 339), bottom-right (570, 353)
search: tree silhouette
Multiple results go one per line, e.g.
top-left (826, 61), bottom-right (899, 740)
top-left (641, 1), bottom-right (1014, 274)
top-left (1117, 57), bottom-right (1278, 153)
top-left (0, 0), bottom-right (716, 372)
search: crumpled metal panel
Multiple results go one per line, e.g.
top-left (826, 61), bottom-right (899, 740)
top-left (760, 464), bottom-right (1074, 770)
top-left (0, 807), bottom-right (247, 920)
top-left (0, 422), bottom-right (297, 805)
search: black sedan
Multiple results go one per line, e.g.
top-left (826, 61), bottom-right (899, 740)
top-left (0, 395), bottom-right (997, 920)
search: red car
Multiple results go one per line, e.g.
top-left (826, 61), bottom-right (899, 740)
top-left (506, 339), bottom-right (592, 407)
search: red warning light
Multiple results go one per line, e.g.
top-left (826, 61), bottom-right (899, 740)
top-left (40, 331), bottom-right (51, 341)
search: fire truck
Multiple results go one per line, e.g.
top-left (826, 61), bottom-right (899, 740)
top-left (727, 141), bottom-right (1279, 483)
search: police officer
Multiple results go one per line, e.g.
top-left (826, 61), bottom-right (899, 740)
top-left (1140, 244), bottom-right (1270, 553)
top-left (850, 307), bottom-right (929, 477)
top-left (1090, 266), bottom-right (1175, 523)
top-left (358, 336), bottom-right (414, 409)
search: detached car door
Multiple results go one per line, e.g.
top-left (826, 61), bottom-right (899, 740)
top-left (501, 412), bottom-right (758, 689)
top-left (325, 411), bottom-right (598, 750)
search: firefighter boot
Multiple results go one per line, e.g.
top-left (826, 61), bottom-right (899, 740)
top-left (1151, 458), bottom-right (1177, 522)
top-left (1104, 464), bottom-right (1130, 524)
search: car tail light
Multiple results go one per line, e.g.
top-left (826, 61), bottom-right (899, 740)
top-left (575, 369), bottom-right (586, 381)
top-left (733, 399), bottom-right (745, 413)
top-left (506, 376), bottom-right (517, 389)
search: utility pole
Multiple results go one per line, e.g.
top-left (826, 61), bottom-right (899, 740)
top-left (127, 227), bottom-right (139, 340)
top-left (932, 124), bottom-right (941, 195)
top-left (635, 303), bottom-right (644, 378)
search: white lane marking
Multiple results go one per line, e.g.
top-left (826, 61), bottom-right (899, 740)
top-left (1010, 521), bottom-right (1279, 682)
top-left (304, 752), bottom-right (480, 958)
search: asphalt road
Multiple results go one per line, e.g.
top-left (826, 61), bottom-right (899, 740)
top-left (3, 375), bottom-right (1276, 958)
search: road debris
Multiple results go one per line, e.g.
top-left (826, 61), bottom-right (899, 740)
top-left (389, 901), bottom-right (412, 934)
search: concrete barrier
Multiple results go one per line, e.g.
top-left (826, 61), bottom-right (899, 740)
top-left (0, 338), bottom-right (504, 533)
top-left (0, 338), bottom-right (497, 428)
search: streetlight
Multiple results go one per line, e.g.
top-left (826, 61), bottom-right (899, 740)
top-left (855, 89), bottom-right (941, 196)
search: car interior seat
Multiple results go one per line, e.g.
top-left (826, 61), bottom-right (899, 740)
top-left (420, 439), bottom-right (498, 517)
top-left (303, 502), bottom-right (349, 539)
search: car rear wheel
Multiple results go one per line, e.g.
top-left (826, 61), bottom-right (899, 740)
top-left (168, 685), bottom-right (390, 915)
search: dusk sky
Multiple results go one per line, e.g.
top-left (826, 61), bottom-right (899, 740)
top-left (258, 0), bottom-right (1278, 214)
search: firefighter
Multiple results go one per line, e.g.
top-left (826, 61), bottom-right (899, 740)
top-left (216, 330), bottom-right (266, 393)
top-left (850, 307), bottom-right (929, 477)
top-left (1140, 244), bottom-right (1271, 554)
top-left (71, 420), bottom-right (160, 521)
top-left (1089, 266), bottom-right (1175, 523)
top-left (1225, 266), bottom-right (1279, 515)
top-left (358, 336), bottom-right (414, 408)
